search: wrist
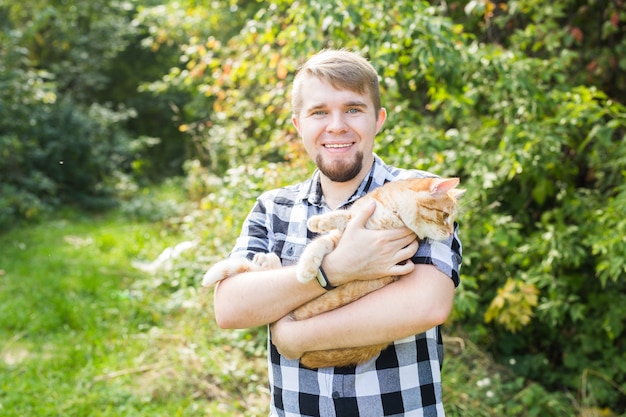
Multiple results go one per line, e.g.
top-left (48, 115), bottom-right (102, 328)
top-left (320, 252), bottom-right (346, 286)
top-left (274, 316), bottom-right (305, 360)
top-left (316, 266), bottom-right (335, 290)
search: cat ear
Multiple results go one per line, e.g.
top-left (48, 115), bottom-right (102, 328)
top-left (449, 188), bottom-right (466, 199)
top-left (430, 177), bottom-right (460, 196)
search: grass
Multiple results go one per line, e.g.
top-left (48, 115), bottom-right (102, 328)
top-left (0, 186), bottom-right (600, 416)
top-left (0, 203), bottom-right (268, 416)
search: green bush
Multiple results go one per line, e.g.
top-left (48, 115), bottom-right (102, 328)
top-left (0, 90), bottom-right (139, 229)
top-left (0, 0), bottom-right (184, 230)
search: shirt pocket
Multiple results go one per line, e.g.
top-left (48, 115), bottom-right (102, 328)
top-left (279, 241), bottom-right (306, 267)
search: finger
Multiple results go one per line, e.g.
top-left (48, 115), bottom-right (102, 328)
top-left (383, 231), bottom-right (417, 248)
top-left (397, 232), bottom-right (418, 247)
top-left (395, 239), bottom-right (419, 263)
top-left (389, 259), bottom-right (415, 276)
top-left (383, 226), bottom-right (416, 242)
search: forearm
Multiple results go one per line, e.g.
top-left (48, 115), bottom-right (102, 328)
top-left (273, 264), bottom-right (455, 353)
top-left (213, 265), bottom-right (326, 329)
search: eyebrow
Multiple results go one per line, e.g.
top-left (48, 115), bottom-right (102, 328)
top-left (345, 100), bottom-right (369, 108)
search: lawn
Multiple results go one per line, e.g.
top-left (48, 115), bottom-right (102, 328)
top-left (0, 206), bottom-right (268, 416)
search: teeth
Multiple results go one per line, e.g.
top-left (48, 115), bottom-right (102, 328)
top-left (324, 143), bottom-right (351, 148)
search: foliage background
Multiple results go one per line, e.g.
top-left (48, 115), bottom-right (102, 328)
top-left (1, 0), bottom-right (625, 415)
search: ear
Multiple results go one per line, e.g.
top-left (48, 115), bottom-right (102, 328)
top-left (292, 114), bottom-right (301, 135)
top-left (449, 188), bottom-right (466, 199)
top-left (430, 177), bottom-right (460, 196)
top-left (375, 107), bottom-right (387, 133)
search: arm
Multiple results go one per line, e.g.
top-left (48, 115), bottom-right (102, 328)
top-left (213, 265), bottom-right (326, 329)
top-left (270, 264), bottom-right (455, 358)
top-left (213, 202), bottom-right (418, 329)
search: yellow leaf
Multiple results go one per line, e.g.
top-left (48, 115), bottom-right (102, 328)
top-left (484, 278), bottom-right (539, 332)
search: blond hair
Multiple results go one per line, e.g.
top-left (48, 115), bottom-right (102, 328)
top-left (291, 49), bottom-right (382, 118)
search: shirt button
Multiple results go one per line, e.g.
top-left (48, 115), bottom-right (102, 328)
top-left (332, 391), bottom-right (340, 399)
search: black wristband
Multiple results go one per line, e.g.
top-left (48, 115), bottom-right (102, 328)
top-left (316, 266), bottom-right (335, 290)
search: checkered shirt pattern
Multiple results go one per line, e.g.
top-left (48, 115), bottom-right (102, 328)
top-left (229, 155), bottom-right (462, 417)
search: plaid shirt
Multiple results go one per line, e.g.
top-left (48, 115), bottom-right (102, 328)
top-left (230, 155), bottom-right (462, 417)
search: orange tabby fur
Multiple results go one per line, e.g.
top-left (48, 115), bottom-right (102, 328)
top-left (202, 177), bottom-right (464, 369)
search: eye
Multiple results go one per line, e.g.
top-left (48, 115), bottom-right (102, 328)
top-left (346, 108), bottom-right (361, 114)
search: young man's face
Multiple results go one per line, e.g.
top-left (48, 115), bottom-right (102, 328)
top-left (292, 75), bottom-right (386, 183)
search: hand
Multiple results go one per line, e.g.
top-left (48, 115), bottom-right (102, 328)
top-left (322, 201), bottom-right (418, 285)
top-left (270, 314), bottom-right (304, 360)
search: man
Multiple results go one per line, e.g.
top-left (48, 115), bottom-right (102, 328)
top-left (212, 49), bottom-right (462, 416)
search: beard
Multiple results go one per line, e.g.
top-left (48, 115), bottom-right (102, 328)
top-left (316, 151), bottom-right (364, 183)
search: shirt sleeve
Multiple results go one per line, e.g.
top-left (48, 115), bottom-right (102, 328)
top-left (412, 222), bottom-right (462, 287)
top-left (229, 197), bottom-right (272, 260)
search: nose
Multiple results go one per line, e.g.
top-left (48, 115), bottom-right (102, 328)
top-left (326, 111), bottom-right (348, 134)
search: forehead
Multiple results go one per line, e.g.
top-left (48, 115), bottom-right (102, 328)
top-left (300, 75), bottom-right (372, 107)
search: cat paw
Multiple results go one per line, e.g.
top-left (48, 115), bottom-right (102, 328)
top-left (307, 215), bottom-right (340, 233)
top-left (307, 213), bottom-right (348, 233)
top-left (253, 252), bottom-right (281, 269)
top-left (202, 258), bottom-right (247, 287)
top-left (297, 236), bottom-right (339, 284)
top-left (306, 215), bottom-right (326, 233)
top-left (201, 268), bottom-right (222, 287)
top-left (296, 262), bottom-right (318, 283)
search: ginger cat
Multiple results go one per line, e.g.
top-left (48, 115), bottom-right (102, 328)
top-left (202, 177), bottom-right (464, 369)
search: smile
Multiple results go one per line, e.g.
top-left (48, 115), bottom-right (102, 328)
top-left (324, 143), bottom-right (353, 148)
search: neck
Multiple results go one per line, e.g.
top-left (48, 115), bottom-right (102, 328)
top-left (319, 164), bottom-right (372, 210)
